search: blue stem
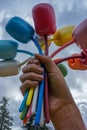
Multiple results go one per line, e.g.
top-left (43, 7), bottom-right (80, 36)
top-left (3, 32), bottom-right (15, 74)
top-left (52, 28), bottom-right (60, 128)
top-left (19, 91), bottom-right (29, 112)
top-left (17, 49), bottom-right (34, 56)
top-left (32, 38), bottom-right (43, 55)
top-left (31, 38), bottom-right (45, 125)
top-left (34, 75), bottom-right (45, 125)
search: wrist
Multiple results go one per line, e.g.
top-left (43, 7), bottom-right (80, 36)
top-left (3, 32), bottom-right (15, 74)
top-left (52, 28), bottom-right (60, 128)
top-left (51, 103), bottom-right (86, 130)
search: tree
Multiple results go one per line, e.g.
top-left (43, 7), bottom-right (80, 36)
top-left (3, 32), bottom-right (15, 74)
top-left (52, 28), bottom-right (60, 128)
top-left (22, 114), bottom-right (49, 130)
top-left (22, 115), bottom-right (35, 130)
top-left (0, 97), bottom-right (13, 130)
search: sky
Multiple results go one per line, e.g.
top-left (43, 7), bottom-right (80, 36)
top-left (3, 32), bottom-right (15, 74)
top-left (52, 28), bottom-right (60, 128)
top-left (0, 0), bottom-right (87, 129)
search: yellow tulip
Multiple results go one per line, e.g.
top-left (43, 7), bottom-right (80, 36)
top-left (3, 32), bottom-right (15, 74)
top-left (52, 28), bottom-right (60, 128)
top-left (48, 25), bottom-right (75, 46)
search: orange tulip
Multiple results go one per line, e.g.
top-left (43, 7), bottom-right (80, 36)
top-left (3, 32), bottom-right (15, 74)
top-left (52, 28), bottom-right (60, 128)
top-left (68, 58), bottom-right (87, 70)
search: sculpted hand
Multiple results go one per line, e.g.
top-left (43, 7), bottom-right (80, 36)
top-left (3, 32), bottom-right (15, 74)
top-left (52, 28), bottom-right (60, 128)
top-left (20, 54), bottom-right (74, 118)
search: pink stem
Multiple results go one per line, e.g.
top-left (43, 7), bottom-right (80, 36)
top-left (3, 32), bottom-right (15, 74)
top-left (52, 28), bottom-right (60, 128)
top-left (50, 39), bottom-right (76, 58)
top-left (26, 104), bottom-right (32, 119)
top-left (44, 35), bottom-right (49, 55)
top-left (44, 35), bottom-right (50, 123)
top-left (54, 54), bottom-right (82, 64)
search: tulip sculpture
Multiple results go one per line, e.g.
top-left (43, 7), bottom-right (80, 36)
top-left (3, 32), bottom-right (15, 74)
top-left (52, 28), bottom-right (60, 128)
top-left (0, 2), bottom-right (87, 130)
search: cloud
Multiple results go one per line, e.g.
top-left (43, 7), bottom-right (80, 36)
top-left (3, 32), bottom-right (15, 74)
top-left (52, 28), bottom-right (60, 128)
top-left (77, 101), bottom-right (87, 127)
top-left (8, 99), bottom-right (23, 128)
top-left (11, 126), bottom-right (23, 130)
top-left (48, 0), bottom-right (87, 27)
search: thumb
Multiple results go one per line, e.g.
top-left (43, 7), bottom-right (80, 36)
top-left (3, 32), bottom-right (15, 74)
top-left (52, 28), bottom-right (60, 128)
top-left (35, 53), bottom-right (51, 64)
top-left (35, 53), bottom-right (57, 73)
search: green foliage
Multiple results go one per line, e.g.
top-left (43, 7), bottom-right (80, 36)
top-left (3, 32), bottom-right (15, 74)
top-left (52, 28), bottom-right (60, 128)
top-left (0, 97), bottom-right (13, 130)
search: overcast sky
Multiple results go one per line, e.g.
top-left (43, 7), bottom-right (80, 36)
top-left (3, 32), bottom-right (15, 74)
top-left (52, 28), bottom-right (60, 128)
top-left (0, 0), bottom-right (87, 129)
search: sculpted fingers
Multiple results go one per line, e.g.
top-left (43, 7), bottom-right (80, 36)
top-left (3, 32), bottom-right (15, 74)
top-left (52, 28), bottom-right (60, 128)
top-left (19, 56), bottom-right (44, 95)
top-left (22, 63), bottom-right (44, 74)
top-left (27, 58), bottom-right (40, 65)
top-left (19, 71), bottom-right (44, 95)
top-left (20, 72), bottom-right (44, 83)
top-left (20, 80), bottom-right (38, 95)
